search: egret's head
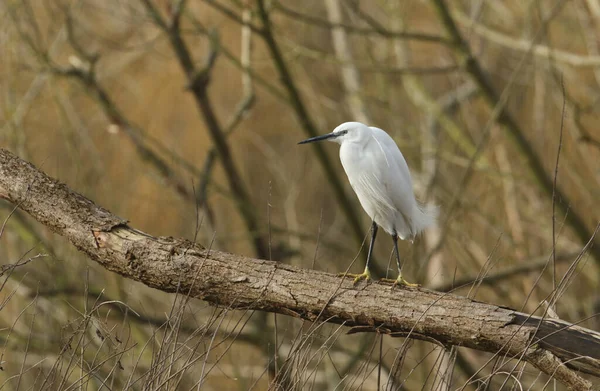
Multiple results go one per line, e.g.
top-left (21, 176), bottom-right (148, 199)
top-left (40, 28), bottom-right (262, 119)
top-left (298, 122), bottom-right (370, 145)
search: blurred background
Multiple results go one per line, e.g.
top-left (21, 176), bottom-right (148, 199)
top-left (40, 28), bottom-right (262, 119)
top-left (1, 0), bottom-right (599, 389)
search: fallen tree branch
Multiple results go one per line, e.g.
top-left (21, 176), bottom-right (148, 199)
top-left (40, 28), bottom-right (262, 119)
top-left (0, 149), bottom-right (598, 390)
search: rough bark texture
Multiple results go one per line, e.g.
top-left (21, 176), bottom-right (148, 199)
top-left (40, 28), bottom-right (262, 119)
top-left (0, 148), bottom-right (598, 390)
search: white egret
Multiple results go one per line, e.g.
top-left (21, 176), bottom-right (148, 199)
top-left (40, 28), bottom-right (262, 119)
top-left (299, 122), bottom-right (438, 287)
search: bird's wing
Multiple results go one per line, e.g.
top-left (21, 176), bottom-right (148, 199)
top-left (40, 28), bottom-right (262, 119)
top-left (369, 127), bottom-right (412, 184)
top-left (354, 171), bottom-right (397, 215)
top-left (340, 138), bottom-right (397, 222)
top-left (368, 128), bottom-right (416, 210)
top-left (369, 127), bottom-right (438, 235)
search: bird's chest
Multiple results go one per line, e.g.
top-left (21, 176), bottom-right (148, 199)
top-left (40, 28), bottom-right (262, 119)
top-left (339, 143), bottom-right (377, 184)
top-left (340, 144), bottom-right (366, 179)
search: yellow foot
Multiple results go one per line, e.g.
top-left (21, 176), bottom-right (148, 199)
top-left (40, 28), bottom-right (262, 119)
top-left (338, 270), bottom-right (371, 285)
top-left (379, 276), bottom-right (420, 288)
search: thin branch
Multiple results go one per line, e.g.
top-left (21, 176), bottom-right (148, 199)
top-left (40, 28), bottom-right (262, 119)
top-left (169, 0), bottom-right (187, 30)
top-left (579, 134), bottom-right (600, 150)
top-left (202, 0), bottom-right (265, 36)
top-left (0, 254), bottom-right (47, 278)
top-left (432, 252), bottom-right (580, 293)
top-left (324, 0), bottom-right (370, 124)
top-left (454, 10), bottom-right (600, 68)
top-left (551, 75), bottom-right (567, 294)
top-left (273, 2), bottom-right (450, 44)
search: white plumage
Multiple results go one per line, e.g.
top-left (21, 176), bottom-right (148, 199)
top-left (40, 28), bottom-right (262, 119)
top-left (337, 123), bottom-right (437, 240)
top-left (299, 121), bottom-right (438, 286)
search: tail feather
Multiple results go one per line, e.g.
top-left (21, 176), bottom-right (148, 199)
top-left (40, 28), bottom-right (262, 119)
top-left (413, 202), bottom-right (439, 235)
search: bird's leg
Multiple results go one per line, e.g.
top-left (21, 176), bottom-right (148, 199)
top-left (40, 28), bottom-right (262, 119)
top-left (339, 221), bottom-right (377, 285)
top-left (380, 232), bottom-right (420, 288)
top-left (393, 233), bottom-right (419, 287)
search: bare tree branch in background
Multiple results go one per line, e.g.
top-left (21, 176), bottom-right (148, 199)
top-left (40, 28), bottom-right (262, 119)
top-left (433, 251), bottom-right (582, 292)
top-left (324, 0), bottom-right (370, 125)
top-left (454, 10), bottom-right (600, 68)
top-left (140, 0), bottom-right (270, 259)
top-left (194, 1), bottom-right (256, 233)
top-left (430, 0), bottom-right (600, 265)
top-left (272, 2), bottom-right (450, 43)
top-left (12, 6), bottom-right (201, 204)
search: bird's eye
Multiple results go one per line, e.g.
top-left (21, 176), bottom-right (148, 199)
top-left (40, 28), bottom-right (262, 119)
top-left (341, 130), bottom-right (348, 135)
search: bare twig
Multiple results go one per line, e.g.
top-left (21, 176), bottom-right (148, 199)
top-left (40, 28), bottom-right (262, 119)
top-left (432, 252), bottom-right (580, 293)
top-left (273, 2), bottom-right (450, 44)
top-left (551, 75), bottom-right (567, 294)
top-left (0, 254), bottom-right (46, 279)
top-left (454, 10), bottom-right (600, 68)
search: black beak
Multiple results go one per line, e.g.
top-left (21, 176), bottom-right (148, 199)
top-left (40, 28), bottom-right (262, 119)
top-left (298, 133), bottom-right (337, 145)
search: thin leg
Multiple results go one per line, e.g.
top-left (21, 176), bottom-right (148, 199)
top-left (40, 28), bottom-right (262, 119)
top-left (339, 221), bottom-right (378, 285)
top-left (365, 221), bottom-right (378, 272)
top-left (380, 231), bottom-right (419, 288)
top-left (392, 231), bottom-right (401, 274)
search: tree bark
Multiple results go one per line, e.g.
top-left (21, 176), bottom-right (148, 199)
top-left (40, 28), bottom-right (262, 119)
top-left (0, 148), bottom-right (598, 390)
